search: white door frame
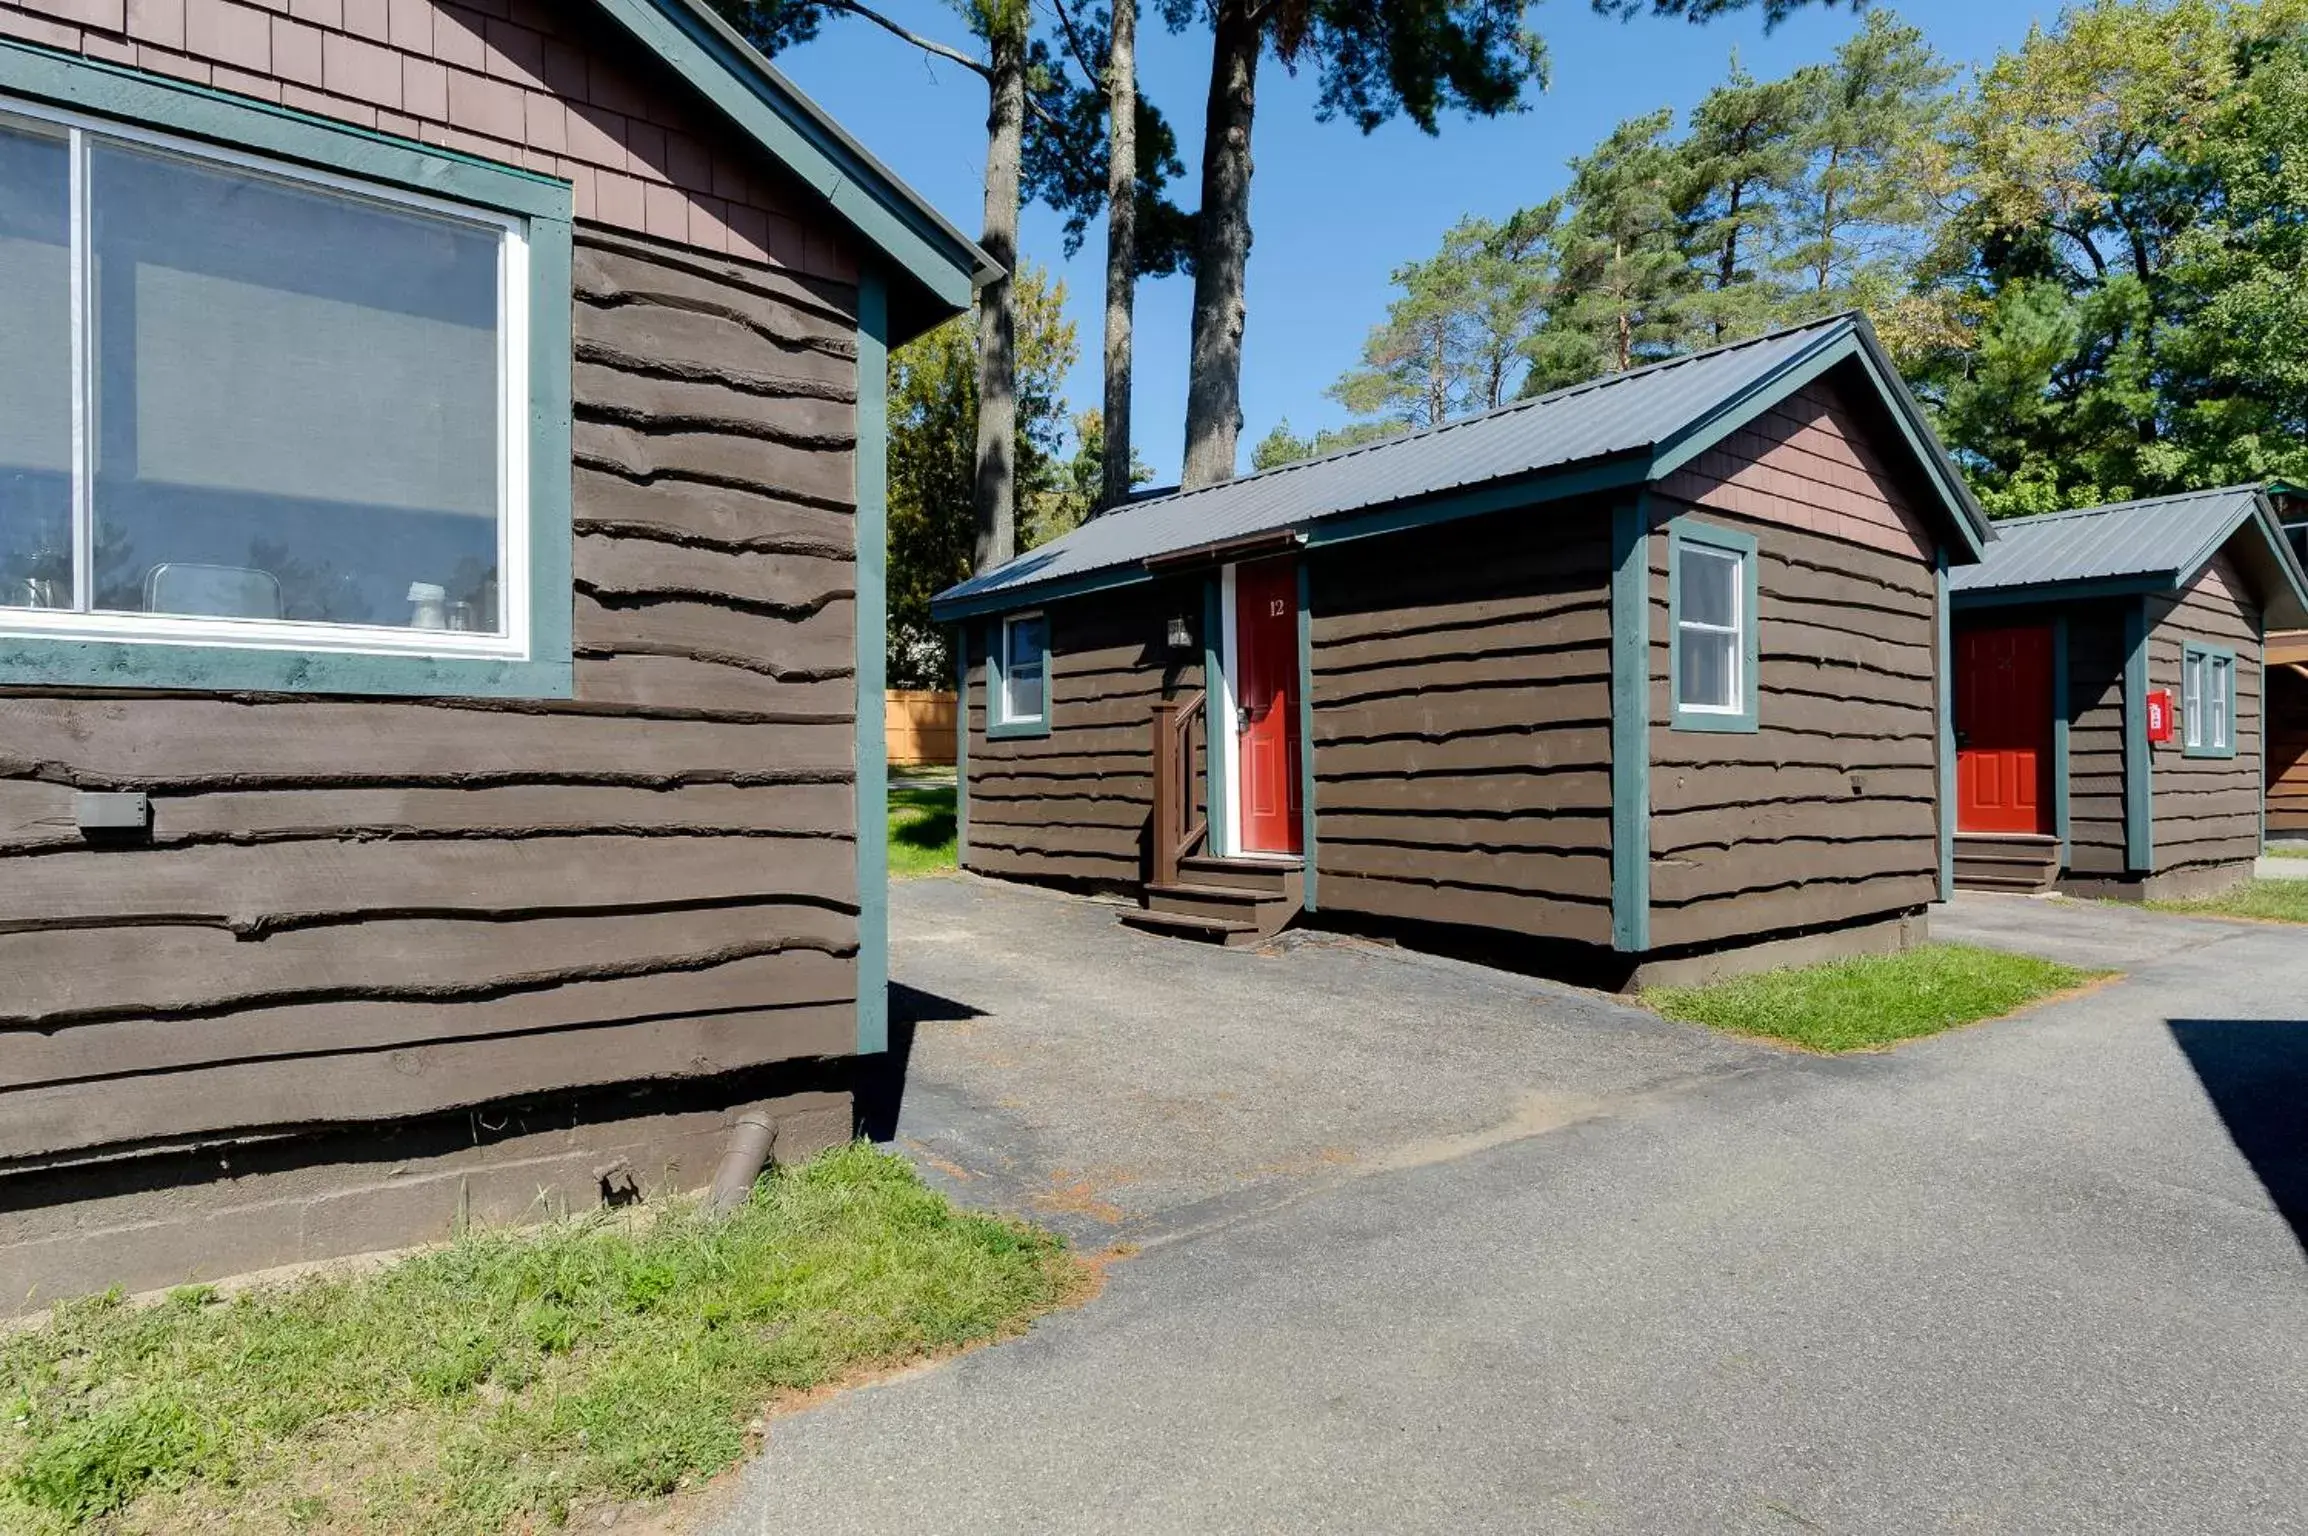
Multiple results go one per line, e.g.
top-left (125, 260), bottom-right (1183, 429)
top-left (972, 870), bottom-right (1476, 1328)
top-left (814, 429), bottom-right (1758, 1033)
top-left (1215, 561), bottom-right (1243, 858)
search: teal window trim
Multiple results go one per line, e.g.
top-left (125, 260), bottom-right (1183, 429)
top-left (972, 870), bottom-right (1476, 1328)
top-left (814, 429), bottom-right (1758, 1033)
top-left (853, 270), bottom-right (890, 1056)
top-left (985, 611), bottom-right (1052, 739)
top-left (2181, 641), bottom-right (2239, 760)
top-left (0, 40), bottom-right (574, 699)
top-left (1667, 517), bottom-right (1760, 734)
top-left (1295, 560), bottom-right (1318, 911)
top-left (1609, 495), bottom-right (1653, 953)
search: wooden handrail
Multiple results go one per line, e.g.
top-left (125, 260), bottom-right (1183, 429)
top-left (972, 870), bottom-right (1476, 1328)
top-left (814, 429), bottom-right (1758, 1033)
top-left (1150, 689), bottom-right (1209, 889)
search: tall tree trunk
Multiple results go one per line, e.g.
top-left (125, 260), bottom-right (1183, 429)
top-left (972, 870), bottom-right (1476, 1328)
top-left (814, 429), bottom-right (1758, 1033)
top-left (973, 12), bottom-right (1026, 571)
top-left (1099, 0), bottom-right (1139, 511)
top-left (1181, 0), bottom-right (1260, 490)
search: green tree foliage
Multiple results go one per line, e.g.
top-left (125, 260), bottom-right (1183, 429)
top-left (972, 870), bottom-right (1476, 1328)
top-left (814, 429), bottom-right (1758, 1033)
top-left (1330, 215), bottom-right (1551, 428)
top-left (886, 269), bottom-right (1082, 686)
top-left (1322, 0), bottom-right (2308, 524)
top-left (1248, 419), bottom-right (1401, 471)
top-left (1906, 0), bottom-right (2308, 512)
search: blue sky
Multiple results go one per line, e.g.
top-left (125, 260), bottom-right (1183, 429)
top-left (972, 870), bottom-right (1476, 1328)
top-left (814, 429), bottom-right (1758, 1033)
top-left (776, 1), bottom-right (2063, 482)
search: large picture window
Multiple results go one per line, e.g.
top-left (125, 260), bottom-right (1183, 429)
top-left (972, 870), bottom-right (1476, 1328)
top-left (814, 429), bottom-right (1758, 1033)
top-left (1669, 519), bottom-right (1759, 733)
top-left (0, 102), bottom-right (529, 659)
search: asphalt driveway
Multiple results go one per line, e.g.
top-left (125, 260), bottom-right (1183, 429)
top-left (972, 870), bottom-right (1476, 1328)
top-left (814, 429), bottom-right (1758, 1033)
top-left (712, 880), bottom-right (2308, 1535)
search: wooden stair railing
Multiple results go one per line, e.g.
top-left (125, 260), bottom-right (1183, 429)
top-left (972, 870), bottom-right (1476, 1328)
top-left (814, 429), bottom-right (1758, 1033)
top-left (1150, 689), bottom-right (1209, 889)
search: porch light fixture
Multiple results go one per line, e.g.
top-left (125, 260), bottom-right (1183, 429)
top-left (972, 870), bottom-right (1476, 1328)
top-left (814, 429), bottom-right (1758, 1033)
top-left (1166, 614), bottom-right (1195, 651)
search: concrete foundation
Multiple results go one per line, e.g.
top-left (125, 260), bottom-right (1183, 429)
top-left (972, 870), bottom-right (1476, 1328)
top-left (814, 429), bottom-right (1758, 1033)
top-left (1622, 910), bottom-right (1932, 991)
top-left (0, 1064), bottom-right (853, 1317)
top-left (2058, 860), bottom-right (2255, 903)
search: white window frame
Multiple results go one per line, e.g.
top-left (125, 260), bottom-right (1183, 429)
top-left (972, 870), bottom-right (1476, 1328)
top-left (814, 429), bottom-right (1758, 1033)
top-left (993, 610), bottom-right (1048, 729)
top-left (0, 95), bottom-right (532, 663)
top-left (1675, 545), bottom-right (1745, 715)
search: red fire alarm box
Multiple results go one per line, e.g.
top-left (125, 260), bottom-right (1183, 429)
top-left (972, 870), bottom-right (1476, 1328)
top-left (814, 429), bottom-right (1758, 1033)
top-left (2145, 689), bottom-right (2175, 743)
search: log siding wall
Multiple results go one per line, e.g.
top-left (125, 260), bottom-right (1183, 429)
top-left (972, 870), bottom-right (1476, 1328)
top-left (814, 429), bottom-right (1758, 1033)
top-left (1307, 505), bottom-right (1616, 947)
top-left (0, 226), bottom-right (863, 1167)
top-left (0, 0), bottom-right (858, 283)
top-left (1647, 462), bottom-right (1942, 948)
top-left (2148, 554), bottom-right (2263, 873)
top-left (962, 578), bottom-right (1205, 892)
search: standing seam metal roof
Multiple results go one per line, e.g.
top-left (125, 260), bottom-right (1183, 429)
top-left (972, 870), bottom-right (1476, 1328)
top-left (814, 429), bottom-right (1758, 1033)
top-left (1949, 485), bottom-right (2266, 591)
top-left (933, 312), bottom-right (1977, 616)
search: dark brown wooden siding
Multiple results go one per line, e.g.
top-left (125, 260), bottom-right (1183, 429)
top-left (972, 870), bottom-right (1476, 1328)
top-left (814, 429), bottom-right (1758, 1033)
top-left (0, 228), bottom-right (862, 1167)
top-left (1307, 503), bottom-right (1616, 947)
top-left (2272, 637), bottom-right (2308, 835)
top-left (962, 577), bottom-right (1206, 891)
top-left (1647, 503), bottom-right (1941, 949)
top-left (2148, 554), bottom-right (2264, 873)
top-left (2065, 607), bottom-right (2132, 875)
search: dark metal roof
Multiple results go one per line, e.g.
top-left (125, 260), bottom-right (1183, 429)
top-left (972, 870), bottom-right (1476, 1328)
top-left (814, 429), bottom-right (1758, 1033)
top-left (1950, 484), bottom-right (2308, 629)
top-left (934, 313), bottom-right (1987, 618)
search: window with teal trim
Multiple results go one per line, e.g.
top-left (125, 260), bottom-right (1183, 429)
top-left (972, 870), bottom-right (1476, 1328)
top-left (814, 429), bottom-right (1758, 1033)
top-left (2183, 641), bottom-right (2237, 759)
top-left (0, 46), bottom-right (572, 699)
top-left (987, 611), bottom-right (1051, 739)
top-left (1669, 518), bottom-right (1759, 733)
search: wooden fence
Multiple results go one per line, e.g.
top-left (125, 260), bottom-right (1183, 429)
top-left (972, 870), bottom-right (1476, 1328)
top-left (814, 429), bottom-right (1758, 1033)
top-left (886, 690), bottom-right (959, 767)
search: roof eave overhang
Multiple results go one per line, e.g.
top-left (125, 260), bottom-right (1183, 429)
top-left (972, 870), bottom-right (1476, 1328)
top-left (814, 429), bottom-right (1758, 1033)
top-left (591, 0), bottom-right (995, 342)
top-left (1949, 573), bottom-right (2181, 611)
top-left (928, 453), bottom-right (1653, 621)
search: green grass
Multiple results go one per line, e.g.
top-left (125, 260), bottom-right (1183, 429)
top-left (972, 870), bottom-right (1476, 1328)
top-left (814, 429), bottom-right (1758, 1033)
top-left (2146, 877), bottom-right (2308, 923)
top-left (2262, 842), bottom-right (2308, 859)
top-left (0, 1145), bottom-right (1079, 1535)
top-left (889, 784), bottom-right (958, 877)
top-left (1645, 943), bottom-right (2103, 1054)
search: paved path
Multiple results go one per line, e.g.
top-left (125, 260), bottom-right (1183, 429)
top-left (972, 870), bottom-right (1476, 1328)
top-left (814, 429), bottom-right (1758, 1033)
top-left (713, 882), bottom-right (2308, 1535)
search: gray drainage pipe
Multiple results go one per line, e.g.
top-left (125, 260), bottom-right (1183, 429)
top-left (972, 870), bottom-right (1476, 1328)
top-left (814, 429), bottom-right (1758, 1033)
top-left (708, 1109), bottom-right (778, 1213)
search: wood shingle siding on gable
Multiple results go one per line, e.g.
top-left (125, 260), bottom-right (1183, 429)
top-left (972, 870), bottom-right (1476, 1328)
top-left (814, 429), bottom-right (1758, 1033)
top-left (1645, 381), bottom-right (1943, 950)
top-left (0, 0), bottom-right (858, 282)
top-left (1307, 504), bottom-right (1616, 947)
top-left (2149, 554), bottom-right (2263, 873)
top-left (0, 228), bottom-right (863, 1165)
top-left (962, 578), bottom-right (1205, 891)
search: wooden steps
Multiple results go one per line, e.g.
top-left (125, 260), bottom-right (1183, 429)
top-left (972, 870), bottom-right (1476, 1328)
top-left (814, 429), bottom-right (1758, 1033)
top-left (1954, 833), bottom-right (2062, 893)
top-left (1120, 855), bottom-right (1304, 946)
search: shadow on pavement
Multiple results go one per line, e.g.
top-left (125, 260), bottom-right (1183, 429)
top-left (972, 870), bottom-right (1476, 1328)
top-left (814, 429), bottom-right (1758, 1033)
top-left (853, 982), bottom-right (986, 1143)
top-left (2168, 1018), bottom-right (2308, 1253)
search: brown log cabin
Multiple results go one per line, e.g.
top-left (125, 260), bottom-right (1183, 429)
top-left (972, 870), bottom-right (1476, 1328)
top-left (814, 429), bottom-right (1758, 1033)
top-left (933, 315), bottom-right (1993, 988)
top-left (1948, 486), bottom-right (2308, 897)
top-left (2271, 487), bottom-right (2308, 840)
top-left (0, 0), bottom-right (993, 1309)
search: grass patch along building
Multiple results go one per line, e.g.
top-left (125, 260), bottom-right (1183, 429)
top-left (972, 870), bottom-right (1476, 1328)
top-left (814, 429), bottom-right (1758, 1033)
top-left (0, 1147), bottom-right (1081, 1533)
top-left (0, 1), bottom-right (993, 1311)
top-left (1948, 486), bottom-right (2308, 899)
top-left (1645, 944), bottom-right (2103, 1054)
top-left (934, 314), bottom-right (1990, 987)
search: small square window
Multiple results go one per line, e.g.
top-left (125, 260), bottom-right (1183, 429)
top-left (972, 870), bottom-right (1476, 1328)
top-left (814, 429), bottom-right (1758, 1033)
top-left (990, 612), bottom-right (1049, 737)
top-left (1670, 522), bottom-right (1757, 733)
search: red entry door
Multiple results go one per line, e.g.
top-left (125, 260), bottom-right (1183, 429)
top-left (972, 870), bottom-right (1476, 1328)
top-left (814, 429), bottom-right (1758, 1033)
top-left (1234, 558), bottom-right (1302, 855)
top-left (1956, 625), bottom-right (2055, 835)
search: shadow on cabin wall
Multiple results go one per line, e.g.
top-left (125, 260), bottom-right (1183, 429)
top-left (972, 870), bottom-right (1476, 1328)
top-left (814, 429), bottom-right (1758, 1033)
top-left (2166, 1019), bottom-right (2308, 1256)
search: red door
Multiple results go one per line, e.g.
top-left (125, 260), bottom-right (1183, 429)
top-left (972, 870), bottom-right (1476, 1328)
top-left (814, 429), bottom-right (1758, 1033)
top-left (1234, 558), bottom-right (1302, 855)
top-left (1957, 626), bottom-right (2054, 835)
